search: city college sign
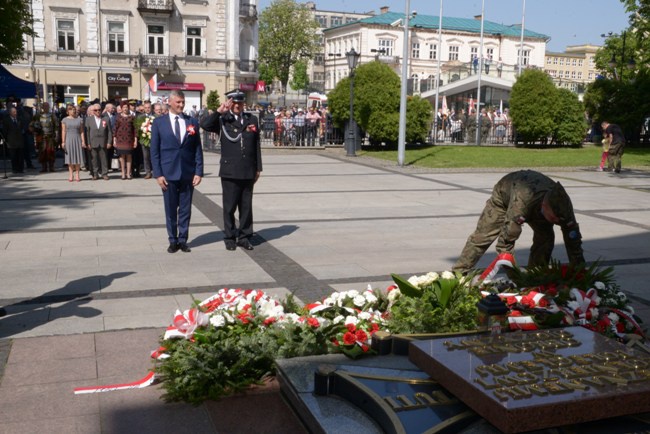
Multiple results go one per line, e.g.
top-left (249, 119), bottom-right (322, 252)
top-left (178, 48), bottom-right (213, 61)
top-left (106, 73), bottom-right (132, 86)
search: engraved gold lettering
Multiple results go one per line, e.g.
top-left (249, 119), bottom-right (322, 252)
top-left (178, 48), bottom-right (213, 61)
top-left (396, 395), bottom-right (416, 407)
top-left (384, 396), bottom-right (402, 410)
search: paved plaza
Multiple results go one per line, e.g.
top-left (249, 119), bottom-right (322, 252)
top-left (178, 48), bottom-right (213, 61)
top-left (0, 150), bottom-right (649, 433)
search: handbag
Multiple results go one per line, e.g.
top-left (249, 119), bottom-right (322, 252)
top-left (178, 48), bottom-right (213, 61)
top-left (111, 157), bottom-right (120, 170)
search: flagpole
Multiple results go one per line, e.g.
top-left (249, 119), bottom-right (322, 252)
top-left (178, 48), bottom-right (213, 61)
top-left (397, 0), bottom-right (411, 167)
top-left (433, 0), bottom-right (443, 143)
top-left (518, 0), bottom-right (526, 75)
top-left (475, 0), bottom-right (485, 145)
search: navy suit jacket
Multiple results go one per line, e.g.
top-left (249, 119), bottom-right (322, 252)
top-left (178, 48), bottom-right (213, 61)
top-left (150, 114), bottom-right (204, 181)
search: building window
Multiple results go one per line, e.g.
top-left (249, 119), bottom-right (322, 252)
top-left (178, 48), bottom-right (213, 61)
top-left (147, 25), bottom-right (165, 55)
top-left (553, 57), bottom-right (558, 64)
top-left (429, 43), bottom-right (437, 60)
top-left (411, 42), bottom-right (420, 59)
top-left (470, 46), bottom-right (478, 59)
top-left (378, 39), bottom-right (393, 56)
top-left (313, 71), bottom-right (325, 82)
top-left (315, 15), bottom-right (327, 27)
top-left (107, 22), bottom-right (125, 54)
top-left (578, 59), bottom-right (583, 67)
top-left (346, 17), bottom-right (357, 24)
top-left (314, 53), bottom-right (324, 65)
top-left (57, 20), bottom-right (75, 51)
top-left (411, 73), bottom-right (419, 93)
top-left (588, 72), bottom-right (593, 80)
top-left (547, 57), bottom-right (552, 65)
top-left (572, 59), bottom-right (577, 66)
top-left (589, 57), bottom-right (595, 68)
top-left (486, 47), bottom-right (494, 58)
top-left (571, 71), bottom-right (576, 79)
top-left (448, 45), bottom-right (459, 61)
top-left (186, 27), bottom-right (202, 57)
top-left (518, 49), bottom-right (530, 65)
top-left (330, 16), bottom-right (342, 26)
top-left (559, 58), bottom-right (564, 66)
top-left (577, 71), bottom-right (582, 79)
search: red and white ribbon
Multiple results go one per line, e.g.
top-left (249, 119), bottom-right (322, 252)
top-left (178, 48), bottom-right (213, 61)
top-left (74, 371), bottom-right (155, 395)
top-left (479, 252), bottom-right (516, 282)
top-left (508, 313), bottom-right (538, 331)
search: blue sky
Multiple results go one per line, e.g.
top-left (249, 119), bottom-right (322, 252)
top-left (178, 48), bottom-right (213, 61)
top-left (258, 0), bottom-right (630, 52)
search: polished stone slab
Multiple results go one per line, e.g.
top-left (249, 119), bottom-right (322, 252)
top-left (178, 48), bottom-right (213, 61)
top-left (409, 327), bottom-right (650, 433)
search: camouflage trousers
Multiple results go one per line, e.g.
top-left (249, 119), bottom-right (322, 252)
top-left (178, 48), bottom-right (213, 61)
top-left (452, 198), bottom-right (555, 273)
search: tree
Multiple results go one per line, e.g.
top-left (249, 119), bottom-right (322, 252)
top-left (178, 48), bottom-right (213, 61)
top-left (0, 0), bottom-right (36, 64)
top-left (327, 61), bottom-right (432, 145)
top-left (258, 0), bottom-right (319, 94)
top-left (206, 90), bottom-right (220, 111)
top-left (552, 88), bottom-right (586, 145)
top-left (509, 69), bottom-right (559, 144)
top-left (289, 60), bottom-right (309, 92)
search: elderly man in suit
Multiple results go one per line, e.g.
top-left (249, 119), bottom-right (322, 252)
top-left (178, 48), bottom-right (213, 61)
top-left (84, 103), bottom-right (112, 180)
top-left (200, 90), bottom-right (262, 251)
top-left (151, 90), bottom-right (204, 253)
top-left (2, 106), bottom-right (26, 174)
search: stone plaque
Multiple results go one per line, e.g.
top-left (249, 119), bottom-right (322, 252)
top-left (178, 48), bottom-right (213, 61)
top-left (409, 327), bottom-right (650, 434)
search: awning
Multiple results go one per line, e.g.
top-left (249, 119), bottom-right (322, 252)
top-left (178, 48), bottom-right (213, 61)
top-left (0, 65), bottom-right (37, 98)
top-left (156, 81), bottom-right (205, 92)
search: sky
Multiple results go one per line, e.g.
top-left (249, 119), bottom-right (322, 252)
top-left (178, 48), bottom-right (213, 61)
top-left (257, 0), bottom-right (631, 52)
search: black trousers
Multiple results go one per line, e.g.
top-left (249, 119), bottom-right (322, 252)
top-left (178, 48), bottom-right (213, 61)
top-left (221, 177), bottom-right (255, 240)
top-left (9, 148), bottom-right (24, 173)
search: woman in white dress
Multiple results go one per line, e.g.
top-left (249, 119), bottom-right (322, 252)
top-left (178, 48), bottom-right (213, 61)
top-left (61, 105), bottom-right (87, 182)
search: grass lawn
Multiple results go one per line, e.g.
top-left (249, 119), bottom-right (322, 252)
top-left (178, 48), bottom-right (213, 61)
top-left (361, 144), bottom-right (650, 169)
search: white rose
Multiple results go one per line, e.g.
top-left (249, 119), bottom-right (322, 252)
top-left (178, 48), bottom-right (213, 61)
top-left (617, 292), bottom-right (627, 301)
top-left (387, 288), bottom-right (402, 303)
top-left (344, 315), bottom-right (359, 326)
top-left (407, 275), bottom-right (420, 286)
top-left (594, 281), bottom-right (606, 290)
top-left (607, 312), bottom-right (620, 323)
top-left (364, 292), bottom-right (378, 304)
top-left (358, 311), bottom-right (372, 321)
top-left (332, 315), bottom-right (345, 324)
top-left (353, 295), bottom-right (366, 307)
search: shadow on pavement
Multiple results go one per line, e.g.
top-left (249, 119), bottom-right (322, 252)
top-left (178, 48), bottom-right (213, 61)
top-left (0, 272), bottom-right (134, 339)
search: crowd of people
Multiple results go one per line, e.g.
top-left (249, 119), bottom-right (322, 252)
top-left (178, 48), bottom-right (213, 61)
top-left (0, 97), bottom-right (207, 180)
top-left (435, 107), bottom-right (511, 144)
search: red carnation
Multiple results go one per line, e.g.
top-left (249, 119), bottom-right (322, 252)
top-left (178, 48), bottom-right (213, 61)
top-left (346, 323), bottom-right (356, 332)
top-left (307, 317), bottom-right (320, 328)
top-left (355, 330), bottom-right (368, 342)
top-left (616, 322), bottom-right (626, 333)
top-left (343, 332), bottom-right (356, 345)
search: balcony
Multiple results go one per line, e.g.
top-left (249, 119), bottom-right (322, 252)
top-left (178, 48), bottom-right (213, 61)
top-left (239, 2), bottom-right (257, 19)
top-left (137, 0), bottom-right (173, 15)
top-left (139, 55), bottom-right (175, 71)
top-left (377, 55), bottom-right (399, 65)
top-left (239, 59), bottom-right (257, 72)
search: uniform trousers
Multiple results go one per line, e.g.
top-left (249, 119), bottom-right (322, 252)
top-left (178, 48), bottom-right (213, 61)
top-left (162, 179), bottom-right (194, 244)
top-left (221, 177), bottom-right (255, 240)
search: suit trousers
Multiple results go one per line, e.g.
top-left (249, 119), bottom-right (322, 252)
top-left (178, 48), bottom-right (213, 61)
top-left (9, 148), bottom-right (24, 173)
top-left (90, 146), bottom-right (109, 176)
top-left (142, 145), bottom-right (152, 175)
top-left (162, 179), bottom-right (194, 244)
top-left (221, 177), bottom-right (255, 240)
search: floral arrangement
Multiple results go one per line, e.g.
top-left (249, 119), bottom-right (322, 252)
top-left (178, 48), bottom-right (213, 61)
top-left (134, 115), bottom-right (154, 147)
top-left (154, 263), bottom-right (646, 404)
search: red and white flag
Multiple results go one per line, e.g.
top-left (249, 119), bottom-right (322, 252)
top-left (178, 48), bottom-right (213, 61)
top-left (148, 73), bottom-right (158, 93)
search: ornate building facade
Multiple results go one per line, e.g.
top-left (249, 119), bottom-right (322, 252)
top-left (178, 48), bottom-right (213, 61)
top-left (8, 0), bottom-right (259, 108)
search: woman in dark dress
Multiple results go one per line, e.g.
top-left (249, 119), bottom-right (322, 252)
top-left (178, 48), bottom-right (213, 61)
top-left (112, 100), bottom-right (137, 179)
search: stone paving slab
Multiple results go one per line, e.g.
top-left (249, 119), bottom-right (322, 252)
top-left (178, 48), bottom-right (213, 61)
top-left (1, 152), bottom-right (650, 433)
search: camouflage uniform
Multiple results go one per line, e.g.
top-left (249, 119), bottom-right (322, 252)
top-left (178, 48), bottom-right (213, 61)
top-left (30, 109), bottom-right (60, 172)
top-left (453, 170), bottom-right (584, 273)
top-left (466, 114), bottom-right (477, 144)
top-left (479, 112), bottom-right (491, 144)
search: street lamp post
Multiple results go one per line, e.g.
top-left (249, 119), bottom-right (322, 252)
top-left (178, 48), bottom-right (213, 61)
top-left (345, 48), bottom-right (360, 157)
top-left (602, 31), bottom-right (636, 80)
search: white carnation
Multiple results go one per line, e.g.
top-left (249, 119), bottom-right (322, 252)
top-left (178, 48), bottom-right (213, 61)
top-left (364, 292), bottom-right (378, 304)
top-left (594, 281), bottom-right (606, 290)
top-left (332, 315), bottom-right (345, 324)
top-left (608, 312), bottom-right (620, 323)
top-left (210, 314), bottom-right (225, 328)
top-left (441, 271), bottom-right (455, 280)
top-left (617, 292), bottom-right (627, 302)
top-left (344, 315), bottom-right (359, 326)
top-left (358, 311), bottom-right (372, 321)
top-left (387, 288), bottom-right (402, 303)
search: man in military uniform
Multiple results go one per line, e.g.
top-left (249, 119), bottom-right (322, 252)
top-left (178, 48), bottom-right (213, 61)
top-left (601, 121), bottom-right (625, 173)
top-left (453, 170), bottom-right (585, 273)
top-left (30, 102), bottom-right (60, 172)
top-left (465, 109), bottom-right (477, 144)
top-left (200, 90), bottom-right (262, 251)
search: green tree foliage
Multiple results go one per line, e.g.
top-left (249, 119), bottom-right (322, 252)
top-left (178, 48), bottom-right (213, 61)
top-left (0, 0), bottom-right (36, 64)
top-left (327, 61), bottom-right (433, 144)
top-left (510, 69), bottom-right (559, 143)
top-left (406, 96), bottom-right (434, 144)
top-left (257, 63), bottom-right (275, 88)
top-left (258, 0), bottom-right (319, 93)
top-left (289, 60), bottom-right (309, 91)
top-left (206, 90), bottom-right (220, 111)
top-left (552, 89), bottom-right (586, 145)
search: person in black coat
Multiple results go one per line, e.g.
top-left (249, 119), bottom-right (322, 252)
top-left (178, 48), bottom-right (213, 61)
top-left (200, 90), bottom-right (262, 251)
top-left (2, 106), bottom-right (26, 174)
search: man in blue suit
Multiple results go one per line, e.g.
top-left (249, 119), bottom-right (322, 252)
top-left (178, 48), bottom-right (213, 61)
top-left (150, 90), bottom-right (204, 253)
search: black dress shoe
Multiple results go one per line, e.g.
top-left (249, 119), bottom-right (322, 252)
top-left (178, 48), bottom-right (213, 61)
top-left (237, 238), bottom-right (254, 250)
top-left (225, 240), bottom-right (236, 251)
top-left (167, 243), bottom-right (179, 253)
top-left (178, 243), bottom-right (191, 252)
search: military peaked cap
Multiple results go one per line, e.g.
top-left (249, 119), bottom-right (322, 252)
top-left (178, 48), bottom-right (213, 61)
top-left (226, 90), bottom-right (245, 102)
